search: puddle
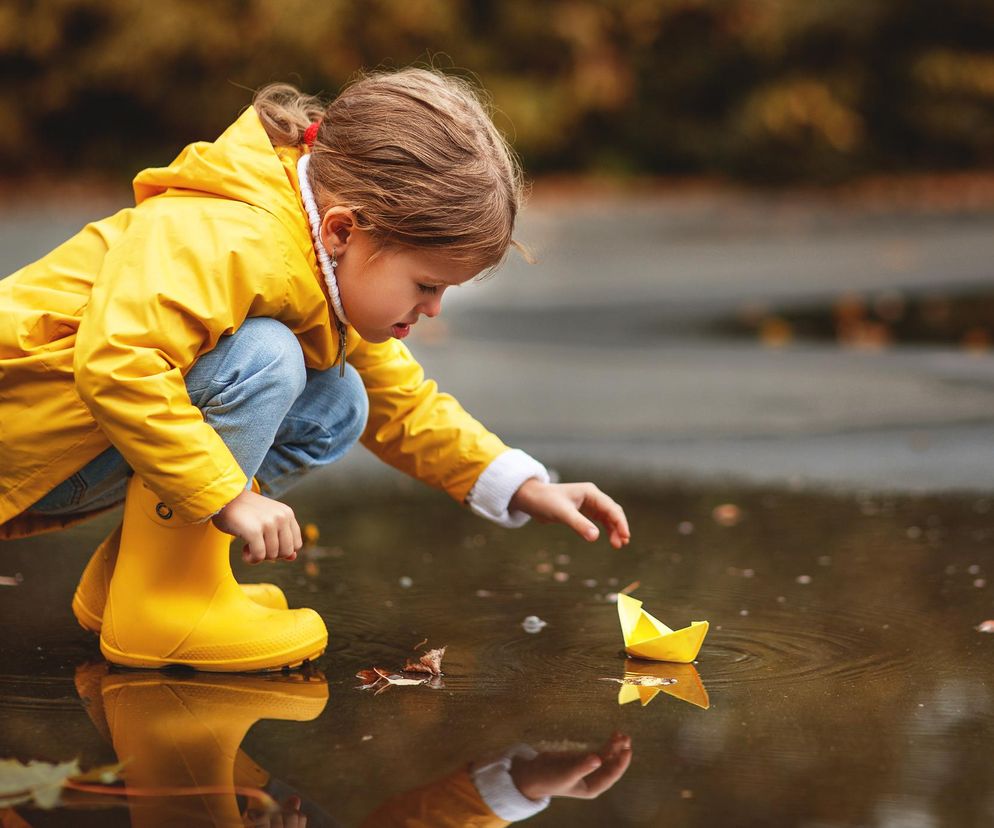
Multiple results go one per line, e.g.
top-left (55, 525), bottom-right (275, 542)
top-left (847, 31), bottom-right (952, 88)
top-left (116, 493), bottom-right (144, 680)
top-left (722, 288), bottom-right (994, 349)
top-left (2, 482), bottom-right (993, 825)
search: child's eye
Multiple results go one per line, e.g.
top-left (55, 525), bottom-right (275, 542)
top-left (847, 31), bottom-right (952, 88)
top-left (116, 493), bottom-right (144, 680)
top-left (417, 284), bottom-right (439, 295)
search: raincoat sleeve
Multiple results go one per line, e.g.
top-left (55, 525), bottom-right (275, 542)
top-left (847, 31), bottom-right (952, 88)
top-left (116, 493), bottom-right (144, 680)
top-left (73, 201), bottom-right (287, 520)
top-left (349, 337), bottom-right (511, 504)
top-left (359, 767), bottom-right (512, 828)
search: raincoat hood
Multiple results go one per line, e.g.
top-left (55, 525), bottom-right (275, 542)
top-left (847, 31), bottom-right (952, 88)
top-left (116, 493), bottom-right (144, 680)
top-left (132, 107), bottom-right (313, 264)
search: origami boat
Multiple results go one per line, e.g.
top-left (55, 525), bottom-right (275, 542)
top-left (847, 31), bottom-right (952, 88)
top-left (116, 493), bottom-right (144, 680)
top-left (617, 593), bottom-right (708, 663)
top-left (615, 660), bottom-right (710, 709)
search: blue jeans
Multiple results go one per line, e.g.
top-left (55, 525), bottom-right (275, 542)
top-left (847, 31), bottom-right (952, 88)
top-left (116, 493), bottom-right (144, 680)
top-left (29, 318), bottom-right (368, 515)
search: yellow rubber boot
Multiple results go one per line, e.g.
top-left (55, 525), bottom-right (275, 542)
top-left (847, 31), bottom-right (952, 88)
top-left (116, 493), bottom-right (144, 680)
top-left (72, 522), bottom-right (289, 634)
top-left (99, 670), bottom-right (327, 827)
top-left (100, 475), bottom-right (327, 671)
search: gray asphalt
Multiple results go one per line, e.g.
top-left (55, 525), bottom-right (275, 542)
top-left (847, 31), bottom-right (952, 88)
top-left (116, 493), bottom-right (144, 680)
top-left (4, 188), bottom-right (994, 494)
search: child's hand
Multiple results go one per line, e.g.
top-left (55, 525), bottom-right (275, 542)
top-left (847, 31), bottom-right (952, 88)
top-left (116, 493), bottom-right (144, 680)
top-left (212, 489), bottom-right (303, 564)
top-left (509, 479), bottom-right (631, 548)
top-left (510, 732), bottom-right (633, 801)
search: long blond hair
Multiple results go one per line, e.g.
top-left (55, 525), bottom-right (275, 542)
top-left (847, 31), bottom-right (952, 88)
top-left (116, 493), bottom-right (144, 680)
top-left (253, 69), bottom-right (528, 274)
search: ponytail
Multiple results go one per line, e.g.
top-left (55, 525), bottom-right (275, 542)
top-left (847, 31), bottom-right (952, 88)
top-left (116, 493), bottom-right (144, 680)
top-left (252, 83), bottom-right (327, 148)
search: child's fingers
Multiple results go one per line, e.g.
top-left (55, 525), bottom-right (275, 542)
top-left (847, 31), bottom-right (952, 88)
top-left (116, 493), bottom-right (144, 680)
top-left (279, 525), bottom-right (297, 561)
top-left (561, 506), bottom-right (601, 542)
top-left (581, 745), bottom-right (632, 797)
top-left (577, 487), bottom-right (631, 545)
top-left (243, 532), bottom-right (267, 564)
top-left (290, 517), bottom-right (303, 553)
top-left (263, 524), bottom-right (281, 560)
top-left (561, 754), bottom-right (604, 797)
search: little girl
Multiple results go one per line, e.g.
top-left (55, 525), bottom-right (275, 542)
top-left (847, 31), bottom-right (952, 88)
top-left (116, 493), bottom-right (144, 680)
top-left (0, 68), bottom-right (630, 671)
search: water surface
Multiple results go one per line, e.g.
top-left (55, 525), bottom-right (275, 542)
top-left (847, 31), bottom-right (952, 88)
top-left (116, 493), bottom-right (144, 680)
top-left (2, 477), bottom-right (993, 826)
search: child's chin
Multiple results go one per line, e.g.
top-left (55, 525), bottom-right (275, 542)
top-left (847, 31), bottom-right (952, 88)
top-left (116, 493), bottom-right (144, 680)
top-left (360, 328), bottom-right (391, 344)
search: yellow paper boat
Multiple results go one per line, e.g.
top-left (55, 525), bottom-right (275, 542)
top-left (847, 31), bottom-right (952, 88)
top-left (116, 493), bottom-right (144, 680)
top-left (617, 593), bottom-right (708, 662)
top-left (616, 660), bottom-right (710, 709)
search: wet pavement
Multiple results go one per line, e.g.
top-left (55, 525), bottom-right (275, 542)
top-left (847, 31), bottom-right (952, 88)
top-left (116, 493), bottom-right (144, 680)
top-left (2, 190), bottom-right (994, 825)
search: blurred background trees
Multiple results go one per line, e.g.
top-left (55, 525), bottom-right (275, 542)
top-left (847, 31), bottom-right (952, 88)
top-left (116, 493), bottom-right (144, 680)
top-left (1, 0), bottom-right (993, 183)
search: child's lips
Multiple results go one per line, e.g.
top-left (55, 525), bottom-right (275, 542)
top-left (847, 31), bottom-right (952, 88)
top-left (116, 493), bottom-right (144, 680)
top-left (391, 322), bottom-right (412, 339)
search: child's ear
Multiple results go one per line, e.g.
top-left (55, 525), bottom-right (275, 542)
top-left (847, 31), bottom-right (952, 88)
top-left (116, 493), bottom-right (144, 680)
top-left (319, 207), bottom-right (355, 253)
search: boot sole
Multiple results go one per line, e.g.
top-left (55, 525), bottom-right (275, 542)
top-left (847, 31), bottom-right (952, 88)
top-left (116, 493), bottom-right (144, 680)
top-left (99, 639), bottom-right (328, 673)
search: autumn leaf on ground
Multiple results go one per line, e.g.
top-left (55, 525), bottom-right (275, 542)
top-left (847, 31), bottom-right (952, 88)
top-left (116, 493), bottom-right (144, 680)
top-left (403, 647), bottom-right (446, 676)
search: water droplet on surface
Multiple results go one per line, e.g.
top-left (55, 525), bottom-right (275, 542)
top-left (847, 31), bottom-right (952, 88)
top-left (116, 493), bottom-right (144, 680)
top-left (522, 615), bottom-right (548, 633)
top-left (677, 521), bottom-right (694, 535)
top-left (796, 575), bottom-right (812, 585)
top-left (399, 576), bottom-right (412, 588)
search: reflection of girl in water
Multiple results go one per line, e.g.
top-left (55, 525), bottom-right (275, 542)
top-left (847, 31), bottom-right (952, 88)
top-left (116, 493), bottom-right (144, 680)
top-left (72, 662), bottom-right (631, 827)
top-left (0, 68), bottom-right (629, 672)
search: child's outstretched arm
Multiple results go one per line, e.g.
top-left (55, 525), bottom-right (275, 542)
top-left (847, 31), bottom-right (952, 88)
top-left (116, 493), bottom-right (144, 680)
top-left (509, 478), bottom-right (631, 549)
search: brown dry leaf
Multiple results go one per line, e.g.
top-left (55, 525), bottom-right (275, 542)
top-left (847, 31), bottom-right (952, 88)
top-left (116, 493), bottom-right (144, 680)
top-left (404, 646), bottom-right (446, 676)
top-left (356, 669), bottom-right (381, 685)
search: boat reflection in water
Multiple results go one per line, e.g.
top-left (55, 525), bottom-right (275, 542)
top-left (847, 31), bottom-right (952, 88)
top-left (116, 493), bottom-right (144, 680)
top-left (607, 659), bottom-right (710, 709)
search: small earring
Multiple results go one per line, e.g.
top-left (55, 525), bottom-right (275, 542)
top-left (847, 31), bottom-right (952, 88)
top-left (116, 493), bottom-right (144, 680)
top-left (331, 246), bottom-right (337, 271)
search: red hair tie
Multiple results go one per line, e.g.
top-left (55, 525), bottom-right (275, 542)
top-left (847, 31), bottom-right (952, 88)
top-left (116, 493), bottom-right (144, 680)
top-left (303, 120), bottom-right (321, 148)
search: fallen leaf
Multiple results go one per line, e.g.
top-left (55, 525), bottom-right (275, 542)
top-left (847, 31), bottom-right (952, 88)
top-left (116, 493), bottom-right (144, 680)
top-left (403, 646), bottom-right (446, 676)
top-left (0, 758), bottom-right (79, 809)
top-left (0, 759), bottom-right (122, 810)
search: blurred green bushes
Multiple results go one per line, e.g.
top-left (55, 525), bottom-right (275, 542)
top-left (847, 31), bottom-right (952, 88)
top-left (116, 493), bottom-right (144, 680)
top-left (1, 0), bottom-right (993, 182)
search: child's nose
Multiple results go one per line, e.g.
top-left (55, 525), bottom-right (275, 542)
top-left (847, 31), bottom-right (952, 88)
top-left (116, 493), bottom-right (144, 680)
top-left (420, 295), bottom-right (443, 317)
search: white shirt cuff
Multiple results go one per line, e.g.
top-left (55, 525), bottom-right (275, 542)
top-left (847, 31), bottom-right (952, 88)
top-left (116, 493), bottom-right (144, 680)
top-left (466, 449), bottom-right (550, 528)
top-left (470, 743), bottom-right (551, 821)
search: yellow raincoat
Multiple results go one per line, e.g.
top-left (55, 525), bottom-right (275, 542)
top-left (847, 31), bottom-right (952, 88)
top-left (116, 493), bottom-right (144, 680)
top-left (0, 107), bottom-right (509, 539)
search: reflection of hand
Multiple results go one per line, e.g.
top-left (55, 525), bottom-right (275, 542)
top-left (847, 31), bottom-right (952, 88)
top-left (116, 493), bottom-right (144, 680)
top-left (509, 732), bottom-right (632, 801)
top-left (509, 479), bottom-right (631, 549)
top-left (243, 795), bottom-right (308, 828)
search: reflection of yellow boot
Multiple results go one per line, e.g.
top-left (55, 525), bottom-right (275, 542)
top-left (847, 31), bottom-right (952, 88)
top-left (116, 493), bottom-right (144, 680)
top-left (72, 523), bottom-right (288, 634)
top-left (100, 671), bottom-right (328, 828)
top-left (100, 475), bottom-right (327, 671)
